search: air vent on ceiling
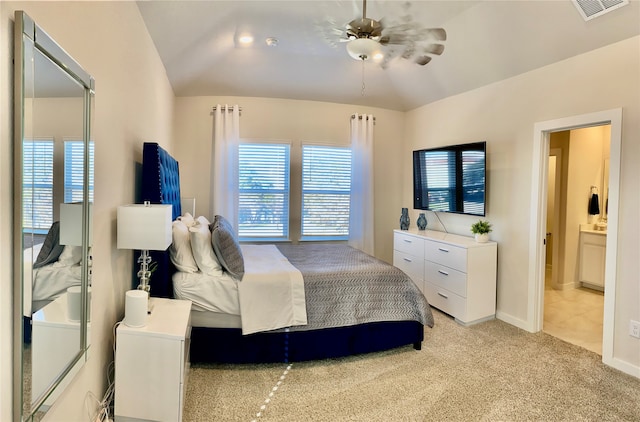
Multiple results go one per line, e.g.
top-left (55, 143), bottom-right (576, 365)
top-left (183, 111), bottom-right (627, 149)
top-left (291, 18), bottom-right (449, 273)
top-left (572, 0), bottom-right (629, 21)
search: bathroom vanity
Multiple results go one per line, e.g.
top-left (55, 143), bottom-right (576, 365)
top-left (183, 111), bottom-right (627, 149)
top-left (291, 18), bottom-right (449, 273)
top-left (578, 224), bottom-right (606, 291)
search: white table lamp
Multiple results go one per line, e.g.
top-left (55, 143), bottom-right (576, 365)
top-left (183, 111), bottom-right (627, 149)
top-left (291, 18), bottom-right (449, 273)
top-left (117, 201), bottom-right (172, 293)
top-left (60, 202), bottom-right (93, 246)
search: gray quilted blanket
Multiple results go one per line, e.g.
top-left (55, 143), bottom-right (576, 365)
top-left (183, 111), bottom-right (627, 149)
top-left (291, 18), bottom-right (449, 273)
top-left (276, 244), bottom-right (434, 332)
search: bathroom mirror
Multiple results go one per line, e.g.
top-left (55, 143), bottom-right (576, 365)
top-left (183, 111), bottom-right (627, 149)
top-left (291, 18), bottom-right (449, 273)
top-left (13, 11), bottom-right (94, 421)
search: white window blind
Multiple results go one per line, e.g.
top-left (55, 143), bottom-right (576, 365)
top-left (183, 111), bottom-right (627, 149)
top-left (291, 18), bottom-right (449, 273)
top-left (423, 150), bottom-right (456, 212)
top-left (238, 143), bottom-right (290, 240)
top-left (301, 145), bottom-right (351, 239)
top-left (23, 139), bottom-right (54, 232)
top-left (461, 150), bottom-right (485, 215)
top-left (64, 140), bottom-right (94, 203)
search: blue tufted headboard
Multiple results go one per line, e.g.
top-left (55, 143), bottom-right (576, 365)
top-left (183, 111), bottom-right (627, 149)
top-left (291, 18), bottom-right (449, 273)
top-left (140, 142), bottom-right (182, 298)
top-left (141, 142), bottom-right (182, 219)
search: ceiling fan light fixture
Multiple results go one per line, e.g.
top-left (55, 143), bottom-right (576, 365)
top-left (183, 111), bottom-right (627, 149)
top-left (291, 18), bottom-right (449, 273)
top-left (346, 37), bottom-right (381, 61)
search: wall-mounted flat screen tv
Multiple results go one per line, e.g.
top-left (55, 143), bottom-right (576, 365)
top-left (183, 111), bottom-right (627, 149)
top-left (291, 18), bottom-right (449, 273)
top-left (413, 141), bottom-right (486, 216)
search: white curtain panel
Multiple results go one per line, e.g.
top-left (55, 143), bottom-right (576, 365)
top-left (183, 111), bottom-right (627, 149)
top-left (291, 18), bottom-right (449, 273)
top-left (348, 113), bottom-right (375, 255)
top-left (211, 104), bottom-right (240, 230)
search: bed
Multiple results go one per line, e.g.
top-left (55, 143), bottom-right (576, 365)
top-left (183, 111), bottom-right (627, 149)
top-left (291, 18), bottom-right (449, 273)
top-left (140, 142), bottom-right (433, 363)
top-left (23, 225), bottom-right (83, 342)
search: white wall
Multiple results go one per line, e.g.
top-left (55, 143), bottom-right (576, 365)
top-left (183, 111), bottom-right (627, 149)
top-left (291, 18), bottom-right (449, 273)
top-left (403, 36), bottom-right (640, 373)
top-left (173, 96), bottom-right (405, 263)
top-left (0, 2), bottom-right (175, 420)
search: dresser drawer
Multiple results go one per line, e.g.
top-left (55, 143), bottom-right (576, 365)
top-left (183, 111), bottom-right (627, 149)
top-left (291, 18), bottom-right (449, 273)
top-left (424, 241), bottom-right (466, 272)
top-left (393, 250), bottom-right (424, 282)
top-left (423, 280), bottom-right (466, 320)
top-left (425, 261), bottom-right (467, 298)
top-left (394, 232), bottom-right (424, 257)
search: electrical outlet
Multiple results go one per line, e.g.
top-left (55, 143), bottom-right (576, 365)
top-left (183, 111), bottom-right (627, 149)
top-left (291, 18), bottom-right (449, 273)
top-left (630, 320), bottom-right (640, 339)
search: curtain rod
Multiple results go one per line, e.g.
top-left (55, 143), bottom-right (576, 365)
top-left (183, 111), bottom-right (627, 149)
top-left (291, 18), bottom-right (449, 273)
top-left (351, 114), bottom-right (376, 121)
top-left (212, 106), bottom-right (242, 112)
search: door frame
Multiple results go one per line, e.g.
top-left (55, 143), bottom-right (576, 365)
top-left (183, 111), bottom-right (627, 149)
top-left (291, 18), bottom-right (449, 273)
top-left (547, 148), bottom-right (562, 289)
top-left (527, 108), bottom-right (621, 370)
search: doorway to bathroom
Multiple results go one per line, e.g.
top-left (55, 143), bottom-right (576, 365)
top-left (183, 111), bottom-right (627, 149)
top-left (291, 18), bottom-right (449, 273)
top-left (528, 108), bottom-right (621, 370)
top-left (542, 127), bottom-right (610, 355)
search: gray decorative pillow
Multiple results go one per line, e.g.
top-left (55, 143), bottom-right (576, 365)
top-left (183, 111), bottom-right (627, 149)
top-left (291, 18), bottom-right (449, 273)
top-left (210, 215), bottom-right (244, 280)
top-left (33, 221), bottom-right (64, 269)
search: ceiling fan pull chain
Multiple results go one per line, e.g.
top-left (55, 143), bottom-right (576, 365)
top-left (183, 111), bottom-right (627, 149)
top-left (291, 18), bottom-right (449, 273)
top-left (361, 59), bottom-right (366, 96)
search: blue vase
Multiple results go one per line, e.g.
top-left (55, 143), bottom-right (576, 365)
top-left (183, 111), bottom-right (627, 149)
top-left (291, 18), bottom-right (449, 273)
top-left (417, 213), bottom-right (427, 230)
top-left (400, 208), bottom-right (410, 230)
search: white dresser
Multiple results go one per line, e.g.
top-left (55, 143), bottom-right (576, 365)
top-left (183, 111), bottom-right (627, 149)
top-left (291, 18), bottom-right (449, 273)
top-left (115, 297), bottom-right (191, 422)
top-left (393, 229), bottom-right (497, 325)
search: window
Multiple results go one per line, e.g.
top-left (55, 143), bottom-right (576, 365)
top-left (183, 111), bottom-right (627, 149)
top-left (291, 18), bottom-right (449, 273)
top-left (64, 140), bottom-right (95, 203)
top-left (23, 139), bottom-right (54, 232)
top-left (238, 143), bottom-right (290, 240)
top-left (301, 145), bottom-right (352, 239)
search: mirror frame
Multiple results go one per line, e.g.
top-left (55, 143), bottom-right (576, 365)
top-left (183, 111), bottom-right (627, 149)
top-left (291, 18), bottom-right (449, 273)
top-left (12, 11), bottom-right (94, 421)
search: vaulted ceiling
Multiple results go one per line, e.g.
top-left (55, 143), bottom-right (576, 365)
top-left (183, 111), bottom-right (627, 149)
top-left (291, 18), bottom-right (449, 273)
top-left (137, 0), bottom-right (640, 111)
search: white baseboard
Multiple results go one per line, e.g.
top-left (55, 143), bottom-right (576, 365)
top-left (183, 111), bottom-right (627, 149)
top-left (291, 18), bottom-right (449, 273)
top-left (496, 310), bottom-right (533, 332)
top-left (604, 356), bottom-right (640, 379)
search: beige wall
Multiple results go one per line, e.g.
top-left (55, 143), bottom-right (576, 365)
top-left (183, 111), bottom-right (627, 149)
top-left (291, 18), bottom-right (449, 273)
top-left (0, 2), bottom-right (175, 421)
top-left (404, 36), bottom-right (639, 372)
top-left (1, 2), bottom-right (638, 421)
top-left (173, 96), bottom-right (405, 263)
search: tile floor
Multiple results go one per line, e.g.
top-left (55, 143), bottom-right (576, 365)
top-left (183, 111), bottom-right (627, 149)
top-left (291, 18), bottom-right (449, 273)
top-left (543, 277), bottom-right (604, 355)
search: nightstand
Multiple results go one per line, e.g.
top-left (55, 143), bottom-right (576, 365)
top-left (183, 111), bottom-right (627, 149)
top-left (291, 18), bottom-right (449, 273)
top-left (114, 297), bottom-right (191, 422)
top-left (31, 293), bottom-right (89, 407)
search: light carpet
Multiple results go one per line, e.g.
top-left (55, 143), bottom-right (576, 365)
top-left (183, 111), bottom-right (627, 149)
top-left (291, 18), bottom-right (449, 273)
top-left (183, 309), bottom-right (640, 421)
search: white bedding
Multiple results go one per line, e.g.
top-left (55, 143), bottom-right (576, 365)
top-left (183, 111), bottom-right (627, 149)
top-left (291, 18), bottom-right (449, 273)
top-left (32, 264), bottom-right (81, 303)
top-left (173, 244), bottom-right (307, 335)
top-left (23, 243), bottom-right (82, 315)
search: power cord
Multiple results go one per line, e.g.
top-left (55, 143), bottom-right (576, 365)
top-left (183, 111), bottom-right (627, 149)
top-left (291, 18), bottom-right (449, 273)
top-left (86, 321), bottom-right (121, 421)
top-left (432, 211), bottom-right (448, 233)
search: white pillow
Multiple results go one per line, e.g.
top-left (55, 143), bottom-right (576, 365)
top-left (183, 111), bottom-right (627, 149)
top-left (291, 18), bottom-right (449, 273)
top-left (189, 219), bottom-right (223, 276)
top-left (178, 212), bottom-right (196, 227)
top-left (170, 220), bottom-right (198, 273)
top-left (195, 215), bottom-right (210, 226)
top-left (54, 245), bottom-right (82, 267)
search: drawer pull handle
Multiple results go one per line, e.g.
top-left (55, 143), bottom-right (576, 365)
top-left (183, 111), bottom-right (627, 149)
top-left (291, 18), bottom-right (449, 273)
top-left (403, 239), bottom-right (412, 243)
top-left (403, 258), bottom-right (413, 263)
top-left (437, 292), bottom-right (449, 299)
top-left (438, 270), bottom-right (449, 276)
top-left (438, 248), bottom-right (449, 253)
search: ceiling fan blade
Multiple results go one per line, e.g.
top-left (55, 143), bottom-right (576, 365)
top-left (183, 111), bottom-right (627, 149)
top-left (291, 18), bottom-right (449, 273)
top-left (423, 43), bottom-right (445, 56)
top-left (379, 33), bottom-right (411, 45)
top-left (419, 28), bottom-right (447, 42)
top-left (415, 56), bottom-right (432, 66)
top-left (401, 45), bottom-right (416, 60)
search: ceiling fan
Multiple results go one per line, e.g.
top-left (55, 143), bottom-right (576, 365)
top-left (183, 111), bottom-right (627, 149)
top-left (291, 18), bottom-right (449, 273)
top-left (339, 0), bottom-right (447, 68)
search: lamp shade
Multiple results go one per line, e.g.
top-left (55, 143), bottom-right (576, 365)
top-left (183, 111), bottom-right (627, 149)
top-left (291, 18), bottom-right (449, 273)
top-left (60, 202), bottom-right (93, 246)
top-left (117, 203), bottom-right (172, 251)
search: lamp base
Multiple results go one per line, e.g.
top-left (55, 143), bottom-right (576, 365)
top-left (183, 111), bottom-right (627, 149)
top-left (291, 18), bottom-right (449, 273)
top-left (136, 250), bottom-right (153, 313)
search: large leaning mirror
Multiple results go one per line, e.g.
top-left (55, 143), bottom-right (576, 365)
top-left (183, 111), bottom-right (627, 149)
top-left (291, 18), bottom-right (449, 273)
top-left (13, 11), bottom-right (94, 421)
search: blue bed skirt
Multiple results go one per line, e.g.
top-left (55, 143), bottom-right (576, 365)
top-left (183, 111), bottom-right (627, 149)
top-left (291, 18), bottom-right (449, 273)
top-left (190, 320), bottom-right (424, 364)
